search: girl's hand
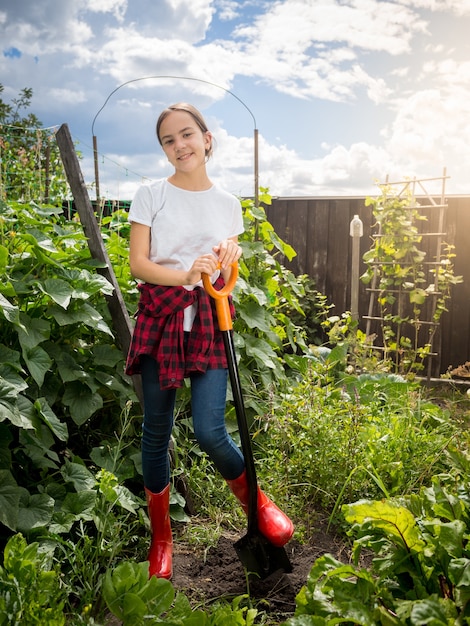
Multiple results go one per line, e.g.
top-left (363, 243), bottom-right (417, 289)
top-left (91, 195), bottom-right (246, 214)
top-left (186, 254), bottom-right (219, 285)
top-left (212, 238), bottom-right (242, 270)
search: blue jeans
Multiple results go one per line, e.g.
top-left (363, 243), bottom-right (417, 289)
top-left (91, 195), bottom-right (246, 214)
top-left (140, 355), bottom-right (245, 493)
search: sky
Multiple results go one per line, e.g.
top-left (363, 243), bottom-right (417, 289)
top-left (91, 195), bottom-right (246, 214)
top-left (1, 0), bottom-right (470, 201)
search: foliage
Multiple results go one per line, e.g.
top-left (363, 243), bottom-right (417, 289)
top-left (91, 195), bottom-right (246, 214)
top-left (0, 533), bottom-right (66, 625)
top-left (98, 207), bottom-right (136, 308)
top-left (234, 191), bottom-right (311, 398)
top-left (284, 453), bottom-right (470, 625)
top-left (103, 559), bottom-right (257, 625)
top-left (0, 85), bottom-right (68, 204)
top-left (361, 186), bottom-right (462, 375)
top-left (283, 274), bottom-right (331, 348)
top-left (268, 350), bottom-right (466, 513)
top-left (0, 534), bottom-right (259, 625)
top-left (0, 199), bottom-right (142, 537)
top-left (322, 311), bottom-right (392, 375)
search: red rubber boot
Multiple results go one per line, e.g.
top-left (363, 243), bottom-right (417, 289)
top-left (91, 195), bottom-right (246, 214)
top-left (226, 470), bottom-right (294, 547)
top-left (145, 484), bottom-right (173, 579)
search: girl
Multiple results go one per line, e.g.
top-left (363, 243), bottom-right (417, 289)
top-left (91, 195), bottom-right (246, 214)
top-left (125, 103), bottom-right (293, 579)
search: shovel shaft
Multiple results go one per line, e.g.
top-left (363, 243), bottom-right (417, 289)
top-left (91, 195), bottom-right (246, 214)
top-left (202, 265), bottom-right (259, 533)
top-left (222, 329), bottom-right (259, 534)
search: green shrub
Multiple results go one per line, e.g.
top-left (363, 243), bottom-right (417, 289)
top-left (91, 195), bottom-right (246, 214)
top-left (268, 352), bottom-right (466, 513)
top-left (0, 200), bottom-right (141, 537)
top-left (0, 533), bottom-right (66, 625)
top-left (285, 455), bottom-right (470, 625)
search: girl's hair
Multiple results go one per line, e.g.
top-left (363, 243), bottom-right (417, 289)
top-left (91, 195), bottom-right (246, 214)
top-left (156, 103), bottom-right (213, 159)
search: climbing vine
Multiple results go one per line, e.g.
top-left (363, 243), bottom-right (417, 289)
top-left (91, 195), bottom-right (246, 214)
top-left (361, 186), bottom-right (462, 375)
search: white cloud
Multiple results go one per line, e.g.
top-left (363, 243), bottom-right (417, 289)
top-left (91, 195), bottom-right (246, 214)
top-left (215, 0), bottom-right (241, 21)
top-left (218, 0), bottom-right (429, 102)
top-left (400, 0), bottom-right (470, 16)
top-left (234, 0), bottom-right (427, 54)
top-left (1, 0), bottom-right (470, 199)
top-left (0, 2), bottom-right (95, 56)
top-left (84, 0), bottom-right (128, 21)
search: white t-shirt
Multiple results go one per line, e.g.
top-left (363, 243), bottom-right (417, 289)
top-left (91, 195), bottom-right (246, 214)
top-left (128, 178), bottom-right (244, 329)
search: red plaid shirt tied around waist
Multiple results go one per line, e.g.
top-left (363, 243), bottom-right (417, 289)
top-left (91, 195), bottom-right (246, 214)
top-left (125, 276), bottom-right (234, 390)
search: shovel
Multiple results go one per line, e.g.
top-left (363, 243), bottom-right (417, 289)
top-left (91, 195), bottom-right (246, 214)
top-left (202, 263), bottom-right (293, 580)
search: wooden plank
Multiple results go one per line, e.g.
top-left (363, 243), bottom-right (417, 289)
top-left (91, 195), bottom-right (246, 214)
top-left (326, 199), bottom-right (351, 314)
top-left (441, 197), bottom-right (470, 372)
top-left (55, 123), bottom-right (143, 406)
top-left (309, 199), bottom-right (329, 295)
top-left (288, 199), bottom-right (309, 275)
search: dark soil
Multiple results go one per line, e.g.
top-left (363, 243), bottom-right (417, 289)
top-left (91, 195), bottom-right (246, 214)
top-left (170, 512), bottom-right (352, 624)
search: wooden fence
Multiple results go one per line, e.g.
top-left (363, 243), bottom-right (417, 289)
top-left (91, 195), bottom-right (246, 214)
top-left (265, 195), bottom-right (470, 377)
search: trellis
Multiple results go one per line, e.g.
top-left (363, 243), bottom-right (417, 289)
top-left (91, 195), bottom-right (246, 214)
top-left (363, 169), bottom-right (450, 380)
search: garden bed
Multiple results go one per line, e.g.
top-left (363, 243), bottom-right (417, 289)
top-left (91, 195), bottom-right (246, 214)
top-left (105, 510), bottom-right (354, 624)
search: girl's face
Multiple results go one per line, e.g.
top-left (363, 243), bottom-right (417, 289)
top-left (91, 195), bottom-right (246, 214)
top-left (159, 110), bottom-right (212, 173)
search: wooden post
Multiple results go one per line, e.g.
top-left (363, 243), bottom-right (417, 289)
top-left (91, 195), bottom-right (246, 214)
top-left (44, 143), bottom-right (50, 205)
top-left (93, 134), bottom-right (101, 202)
top-left (254, 128), bottom-right (259, 208)
top-left (55, 123), bottom-right (143, 407)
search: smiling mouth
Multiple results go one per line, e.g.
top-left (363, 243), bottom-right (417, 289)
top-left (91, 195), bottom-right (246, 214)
top-left (178, 153), bottom-right (192, 161)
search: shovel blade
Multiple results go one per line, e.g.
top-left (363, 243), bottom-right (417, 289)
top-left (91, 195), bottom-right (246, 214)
top-left (234, 532), bottom-right (293, 580)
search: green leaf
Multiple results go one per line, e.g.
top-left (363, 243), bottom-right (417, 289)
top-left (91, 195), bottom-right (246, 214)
top-left (38, 277), bottom-right (74, 309)
top-left (327, 343), bottom-right (348, 364)
top-left (92, 344), bottom-right (124, 367)
top-left (61, 460), bottom-right (96, 491)
top-left (50, 302), bottom-right (113, 336)
top-left (242, 334), bottom-right (279, 370)
top-left (409, 288), bottom-right (427, 305)
top-left (343, 499), bottom-right (426, 552)
top-left (103, 561), bottom-right (175, 621)
top-left (122, 592), bottom-right (147, 620)
top-left (25, 228), bottom-right (59, 253)
top-left (0, 292), bottom-right (22, 326)
top-left (0, 469), bottom-right (21, 530)
top-left (34, 398), bottom-right (68, 442)
top-left (49, 510), bottom-right (77, 534)
top-left (16, 394), bottom-right (36, 430)
top-left (238, 300), bottom-right (274, 332)
top-left (0, 379), bottom-right (27, 428)
top-left (0, 423), bottom-right (13, 469)
top-left (0, 344), bottom-right (23, 372)
top-left (20, 427), bottom-right (59, 470)
top-left (90, 443), bottom-right (136, 481)
top-left (269, 230), bottom-right (297, 260)
top-left (55, 352), bottom-right (88, 383)
top-left (448, 558), bottom-right (470, 587)
top-left (62, 381), bottom-right (104, 425)
top-left (17, 490), bottom-right (54, 532)
top-left (0, 243), bottom-right (8, 272)
top-left (22, 345), bottom-right (53, 387)
top-left (17, 315), bottom-right (50, 350)
top-left (409, 596), bottom-right (450, 625)
top-left (61, 490), bottom-right (97, 518)
top-left (73, 269), bottom-right (115, 298)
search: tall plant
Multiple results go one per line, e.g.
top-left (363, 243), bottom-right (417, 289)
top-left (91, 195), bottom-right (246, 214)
top-left (234, 190), bottom-right (326, 405)
top-left (0, 199), bottom-right (140, 537)
top-left (0, 85), bottom-right (68, 204)
top-left (361, 186), bottom-right (462, 375)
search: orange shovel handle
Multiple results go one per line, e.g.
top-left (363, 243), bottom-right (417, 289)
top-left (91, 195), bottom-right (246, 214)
top-left (202, 263), bottom-right (238, 331)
